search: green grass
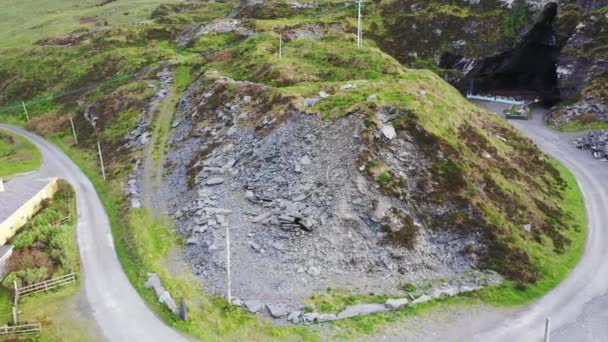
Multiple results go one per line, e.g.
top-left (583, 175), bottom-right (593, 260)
top-left (551, 120), bottom-right (608, 132)
top-left (174, 65), bottom-right (193, 92)
top-left (0, 128), bottom-right (41, 178)
top-left (480, 160), bottom-right (586, 306)
top-left (0, 0), bottom-right (181, 48)
top-left (19, 285), bottom-right (101, 341)
top-left (103, 109), bottom-right (140, 139)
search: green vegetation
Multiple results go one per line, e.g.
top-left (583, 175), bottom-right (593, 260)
top-left (316, 294), bottom-right (478, 339)
top-left (3, 180), bottom-right (78, 289)
top-left (0, 0), bottom-right (591, 338)
top-left (103, 109), bottom-right (140, 139)
top-left (0, 180), bottom-right (91, 340)
top-left (49, 135), bottom-right (320, 341)
top-left (0, 128), bottom-right (41, 178)
top-left (0, 0), bottom-right (182, 48)
top-left (175, 65), bottom-right (193, 92)
top-left (481, 160), bottom-right (586, 306)
top-left (504, 0), bottom-right (530, 44)
top-left (551, 119), bottom-right (608, 132)
top-left (18, 286), bottom-right (101, 341)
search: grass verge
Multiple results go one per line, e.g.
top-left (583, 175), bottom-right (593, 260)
top-left (480, 159), bottom-right (586, 306)
top-left (0, 127), bottom-right (42, 178)
top-left (551, 120), bottom-right (608, 132)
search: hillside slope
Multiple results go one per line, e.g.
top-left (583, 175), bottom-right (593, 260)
top-left (0, 0), bottom-right (585, 339)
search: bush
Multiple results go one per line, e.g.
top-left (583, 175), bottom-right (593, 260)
top-left (48, 224), bottom-right (79, 273)
top-left (3, 268), bottom-right (50, 289)
top-left (7, 249), bottom-right (55, 273)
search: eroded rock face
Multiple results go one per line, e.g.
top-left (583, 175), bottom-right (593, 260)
top-left (557, 6), bottom-right (608, 99)
top-left (161, 74), bottom-right (483, 306)
top-left (175, 19), bottom-right (253, 47)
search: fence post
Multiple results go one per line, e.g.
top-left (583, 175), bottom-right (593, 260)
top-left (13, 280), bottom-right (19, 302)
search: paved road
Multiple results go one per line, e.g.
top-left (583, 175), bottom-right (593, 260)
top-left (471, 103), bottom-right (608, 342)
top-left (0, 124), bottom-right (188, 342)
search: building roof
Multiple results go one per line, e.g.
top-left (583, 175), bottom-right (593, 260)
top-left (0, 175), bottom-right (49, 224)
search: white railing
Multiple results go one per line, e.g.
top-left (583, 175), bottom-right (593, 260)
top-left (0, 322), bottom-right (41, 336)
top-left (15, 273), bottom-right (76, 298)
top-left (466, 93), bottom-right (525, 105)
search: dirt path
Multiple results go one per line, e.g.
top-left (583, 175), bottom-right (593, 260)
top-left (141, 71), bottom-right (179, 216)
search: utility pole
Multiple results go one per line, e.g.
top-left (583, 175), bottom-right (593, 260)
top-left (21, 101), bottom-right (30, 121)
top-left (279, 32), bottom-right (283, 59)
top-left (357, 0), bottom-right (363, 48)
top-left (226, 225), bottom-right (232, 303)
top-left (544, 317), bottom-right (551, 342)
top-left (97, 140), bottom-right (106, 181)
top-left (69, 116), bottom-right (78, 145)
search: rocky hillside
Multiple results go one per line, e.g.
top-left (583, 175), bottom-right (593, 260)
top-left (0, 0), bottom-right (586, 328)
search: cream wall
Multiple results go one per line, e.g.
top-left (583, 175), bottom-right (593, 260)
top-left (0, 178), bottom-right (59, 245)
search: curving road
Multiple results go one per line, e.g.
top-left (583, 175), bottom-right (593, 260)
top-left (471, 102), bottom-right (608, 342)
top-left (3, 100), bottom-right (608, 341)
top-left (0, 124), bottom-right (188, 342)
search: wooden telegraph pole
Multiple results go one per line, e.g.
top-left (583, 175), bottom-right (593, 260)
top-left (69, 116), bottom-right (78, 144)
top-left (97, 141), bottom-right (106, 181)
top-left (357, 0), bottom-right (363, 48)
top-left (226, 225), bottom-right (232, 303)
top-left (279, 32), bottom-right (283, 59)
top-left (21, 101), bottom-right (30, 121)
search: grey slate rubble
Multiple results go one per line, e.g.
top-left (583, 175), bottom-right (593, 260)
top-left (160, 74), bottom-right (501, 320)
top-left (337, 304), bottom-right (389, 319)
top-left (267, 304), bottom-right (290, 318)
top-left (575, 130), bottom-right (608, 161)
top-left (548, 99), bottom-right (608, 127)
top-left (175, 19), bottom-right (253, 47)
top-left (244, 300), bottom-right (263, 313)
top-left (144, 273), bottom-right (178, 314)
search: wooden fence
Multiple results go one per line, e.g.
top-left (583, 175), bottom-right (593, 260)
top-left (0, 322), bottom-right (41, 337)
top-left (15, 273), bottom-right (76, 299)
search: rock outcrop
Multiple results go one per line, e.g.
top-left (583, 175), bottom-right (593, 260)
top-left (575, 130), bottom-right (608, 160)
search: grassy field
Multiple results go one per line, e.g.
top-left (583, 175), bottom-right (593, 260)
top-left (0, 128), bottom-right (41, 178)
top-left (19, 286), bottom-right (101, 342)
top-left (0, 0), bottom-right (181, 48)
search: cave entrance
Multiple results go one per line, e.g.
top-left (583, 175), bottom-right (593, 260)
top-left (448, 2), bottom-right (562, 104)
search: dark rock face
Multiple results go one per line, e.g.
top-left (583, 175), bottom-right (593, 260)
top-left (557, 6), bottom-right (608, 99)
top-left (444, 2), bottom-right (562, 103)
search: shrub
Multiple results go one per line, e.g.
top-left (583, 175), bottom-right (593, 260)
top-left (48, 224), bottom-right (79, 272)
top-left (7, 249), bottom-right (54, 273)
top-left (3, 268), bottom-right (50, 289)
